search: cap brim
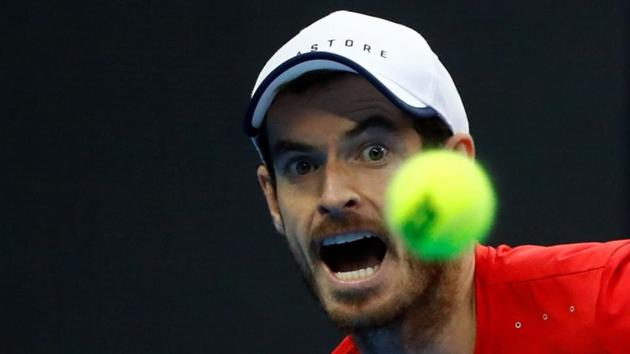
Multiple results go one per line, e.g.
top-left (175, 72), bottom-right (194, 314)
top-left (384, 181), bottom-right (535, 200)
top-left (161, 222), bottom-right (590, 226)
top-left (243, 52), bottom-right (439, 137)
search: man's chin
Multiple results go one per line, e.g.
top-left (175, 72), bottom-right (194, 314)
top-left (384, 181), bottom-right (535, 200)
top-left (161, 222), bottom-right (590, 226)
top-left (317, 264), bottom-right (431, 332)
top-left (315, 258), bottom-right (449, 333)
top-left (294, 264), bottom-right (409, 331)
top-left (322, 289), bottom-right (411, 331)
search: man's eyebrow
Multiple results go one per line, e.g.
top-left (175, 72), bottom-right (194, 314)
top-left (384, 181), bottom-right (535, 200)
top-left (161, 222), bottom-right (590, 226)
top-left (344, 115), bottom-right (399, 139)
top-left (270, 115), bottom-right (397, 157)
top-left (271, 140), bottom-right (316, 157)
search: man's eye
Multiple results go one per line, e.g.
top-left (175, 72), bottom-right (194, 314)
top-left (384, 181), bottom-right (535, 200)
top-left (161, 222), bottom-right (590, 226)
top-left (361, 144), bottom-right (388, 162)
top-left (289, 160), bottom-right (315, 175)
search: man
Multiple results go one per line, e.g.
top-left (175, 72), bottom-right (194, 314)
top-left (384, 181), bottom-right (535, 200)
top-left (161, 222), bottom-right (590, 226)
top-left (242, 11), bottom-right (629, 353)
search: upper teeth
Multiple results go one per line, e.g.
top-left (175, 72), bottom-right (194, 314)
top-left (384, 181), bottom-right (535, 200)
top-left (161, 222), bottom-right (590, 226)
top-left (322, 233), bottom-right (373, 246)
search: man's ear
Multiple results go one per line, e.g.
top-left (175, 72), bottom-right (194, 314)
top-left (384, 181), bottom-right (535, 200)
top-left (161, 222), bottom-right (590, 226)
top-left (257, 164), bottom-right (285, 235)
top-left (445, 133), bottom-right (475, 158)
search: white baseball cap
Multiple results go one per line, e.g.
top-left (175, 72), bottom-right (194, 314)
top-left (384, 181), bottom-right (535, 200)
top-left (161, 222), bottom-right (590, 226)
top-left (243, 10), bottom-right (468, 160)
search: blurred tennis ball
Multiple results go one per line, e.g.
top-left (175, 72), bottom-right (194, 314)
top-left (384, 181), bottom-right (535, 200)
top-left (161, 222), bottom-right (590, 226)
top-left (385, 150), bottom-right (496, 260)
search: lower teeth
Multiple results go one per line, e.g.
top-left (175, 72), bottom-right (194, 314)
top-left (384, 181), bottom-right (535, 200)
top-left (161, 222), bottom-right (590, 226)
top-left (335, 265), bottom-right (379, 281)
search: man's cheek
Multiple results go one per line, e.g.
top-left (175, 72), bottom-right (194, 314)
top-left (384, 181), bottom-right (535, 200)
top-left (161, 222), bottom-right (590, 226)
top-left (285, 224), bottom-right (310, 261)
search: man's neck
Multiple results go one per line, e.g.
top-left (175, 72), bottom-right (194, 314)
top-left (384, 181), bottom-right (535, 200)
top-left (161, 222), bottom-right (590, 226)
top-left (352, 251), bottom-right (477, 354)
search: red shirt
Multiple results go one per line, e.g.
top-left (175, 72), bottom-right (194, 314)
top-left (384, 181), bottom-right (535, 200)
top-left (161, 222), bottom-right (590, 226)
top-left (333, 240), bottom-right (630, 354)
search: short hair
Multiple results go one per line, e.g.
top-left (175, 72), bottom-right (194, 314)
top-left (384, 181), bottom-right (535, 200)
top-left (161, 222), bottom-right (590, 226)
top-left (258, 70), bottom-right (453, 181)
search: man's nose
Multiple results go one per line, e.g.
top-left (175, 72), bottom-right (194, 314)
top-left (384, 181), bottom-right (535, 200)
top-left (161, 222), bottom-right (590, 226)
top-left (317, 163), bottom-right (360, 216)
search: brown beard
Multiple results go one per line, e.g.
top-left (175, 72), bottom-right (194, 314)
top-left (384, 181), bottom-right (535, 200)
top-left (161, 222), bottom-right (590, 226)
top-left (284, 212), bottom-right (457, 340)
top-left (398, 259), bottom-right (459, 349)
top-left (329, 256), bottom-right (455, 336)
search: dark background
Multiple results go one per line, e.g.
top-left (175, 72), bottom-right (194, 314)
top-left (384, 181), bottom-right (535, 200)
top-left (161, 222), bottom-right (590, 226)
top-left (4, 1), bottom-right (628, 353)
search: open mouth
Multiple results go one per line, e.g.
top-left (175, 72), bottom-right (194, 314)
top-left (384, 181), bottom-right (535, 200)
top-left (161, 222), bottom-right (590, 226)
top-left (320, 232), bottom-right (387, 282)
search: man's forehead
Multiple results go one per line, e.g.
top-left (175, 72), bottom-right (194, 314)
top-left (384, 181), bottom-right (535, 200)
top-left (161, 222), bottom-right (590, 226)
top-left (265, 75), bottom-right (401, 135)
top-left (265, 105), bottom-right (403, 146)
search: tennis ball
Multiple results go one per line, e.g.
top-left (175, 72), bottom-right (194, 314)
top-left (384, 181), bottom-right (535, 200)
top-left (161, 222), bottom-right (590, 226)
top-left (385, 150), bottom-right (496, 260)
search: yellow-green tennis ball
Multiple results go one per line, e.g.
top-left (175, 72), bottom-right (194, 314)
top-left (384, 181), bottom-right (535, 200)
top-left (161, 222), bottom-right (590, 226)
top-left (385, 150), bottom-right (496, 260)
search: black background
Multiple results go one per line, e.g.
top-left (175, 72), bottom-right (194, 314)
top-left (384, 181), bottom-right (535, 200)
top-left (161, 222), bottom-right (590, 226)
top-left (4, 1), bottom-right (629, 353)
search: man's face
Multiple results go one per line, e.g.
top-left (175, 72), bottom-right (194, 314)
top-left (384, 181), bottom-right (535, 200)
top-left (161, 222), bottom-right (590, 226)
top-left (257, 74), bottom-right (449, 330)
